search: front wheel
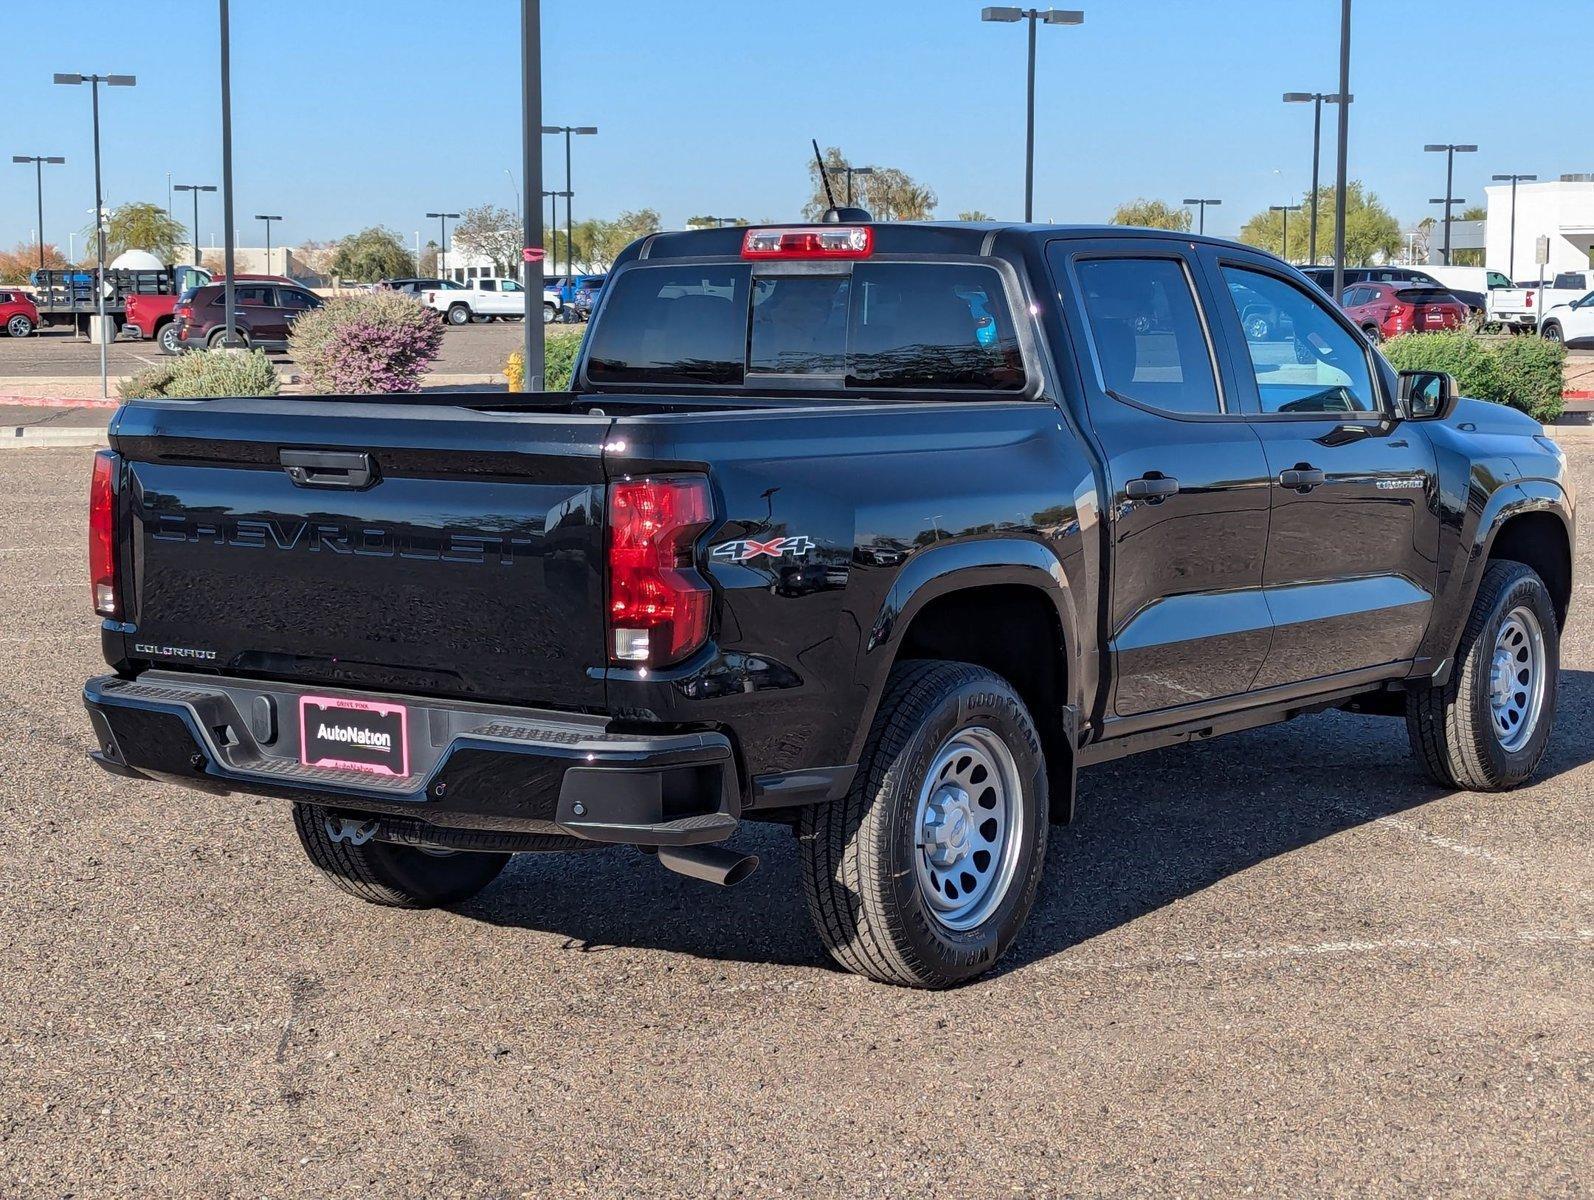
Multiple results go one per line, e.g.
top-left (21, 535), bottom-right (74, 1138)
top-left (6, 313), bottom-right (33, 338)
top-left (542, 303), bottom-right (557, 324)
top-left (799, 661), bottom-right (1048, 988)
top-left (1406, 560), bottom-right (1559, 791)
top-left (292, 804), bottom-right (509, 908)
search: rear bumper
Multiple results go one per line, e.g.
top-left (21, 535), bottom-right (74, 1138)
top-left (83, 672), bottom-right (742, 847)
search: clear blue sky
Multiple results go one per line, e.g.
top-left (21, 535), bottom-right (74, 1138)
top-left (4, 0), bottom-right (1588, 252)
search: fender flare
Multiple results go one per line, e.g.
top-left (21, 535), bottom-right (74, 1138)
top-left (1428, 479), bottom-right (1573, 678)
top-left (849, 537), bottom-right (1082, 762)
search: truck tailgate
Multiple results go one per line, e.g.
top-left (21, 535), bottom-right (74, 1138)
top-left (110, 397), bottom-right (613, 709)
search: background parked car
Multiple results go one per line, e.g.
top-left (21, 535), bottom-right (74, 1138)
top-left (1411, 265), bottom-right (1514, 320)
top-left (423, 277), bottom-right (560, 325)
top-left (131, 272), bottom-right (293, 354)
top-left (1340, 282), bottom-right (1467, 342)
top-left (1, 288), bottom-right (40, 337)
top-left (1301, 265), bottom-right (1443, 296)
top-left (1489, 269), bottom-right (1594, 332)
top-left (1539, 290), bottom-right (1594, 348)
top-left (377, 278), bottom-right (462, 296)
top-left (172, 282), bottom-right (323, 351)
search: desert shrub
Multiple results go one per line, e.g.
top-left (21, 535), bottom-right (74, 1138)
top-left (1492, 334), bottom-right (1566, 422)
top-left (288, 290), bottom-right (442, 394)
top-left (117, 348), bottom-right (278, 400)
top-left (1382, 329), bottom-right (1501, 402)
top-left (505, 335), bottom-right (582, 392)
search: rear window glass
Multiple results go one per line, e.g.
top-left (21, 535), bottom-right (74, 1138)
top-left (588, 261), bottom-right (1023, 392)
top-left (1395, 287), bottom-right (1457, 304)
top-left (586, 265), bottom-right (749, 386)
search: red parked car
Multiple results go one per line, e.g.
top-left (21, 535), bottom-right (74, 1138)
top-left (1, 288), bottom-right (40, 338)
top-left (1340, 282), bottom-right (1467, 343)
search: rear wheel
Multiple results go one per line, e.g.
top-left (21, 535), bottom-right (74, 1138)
top-left (6, 313), bottom-right (33, 338)
top-left (157, 322), bottom-right (180, 354)
top-left (542, 303), bottom-right (557, 324)
top-left (1541, 321), bottom-right (1563, 345)
top-left (1406, 560), bottom-right (1559, 791)
top-left (206, 327), bottom-right (249, 349)
top-left (292, 803), bottom-right (509, 908)
top-left (1362, 324), bottom-right (1383, 344)
top-left (447, 303), bottom-right (471, 326)
top-left (799, 661), bottom-right (1048, 988)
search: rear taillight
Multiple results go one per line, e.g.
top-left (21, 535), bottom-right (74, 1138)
top-left (606, 477), bottom-right (714, 667)
top-left (1526, 292), bottom-right (1534, 308)
top-left (741, 226), bottom-right (872, 260)
top-left (88, 449), bottom-right (119, 617)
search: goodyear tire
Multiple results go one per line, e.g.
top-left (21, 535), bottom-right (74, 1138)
top-left (799, 660), bottom-right (1048, 988)
top-left (1406, 560), bottom-right (1559, 791)
top-left (292, 803), bottom-right (509, 908)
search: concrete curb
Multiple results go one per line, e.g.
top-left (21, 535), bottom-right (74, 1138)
top-left (2, 424), bottom-right (109, 449)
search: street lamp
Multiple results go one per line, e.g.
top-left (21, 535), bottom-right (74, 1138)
top-left (1424, 143), bottom-right (1477, 264)
top-left (1283, 91), bottom-right (1350, 265)
top-left (540, 124), bottom-right (597, 278)
top-left (174, 184), bottom-right (217, 266)
top-left (1270, 204), bottom-right (1303, 261)
top-left (426, 211), bottom-right (461, 281)
top-left (255, 215), bottom-right (282, 275)
top-left (827, 163), bottom-right (876, 207)
top-left (11, 155), bottom-right (66, 271)
top-left (520, 0), bottom-right (544, 391)
top-left (1429, 195), bottom-right (1468, 266)
top-left (54, 71), bottom-right (135, 400)
top-left (540, 189), bottom-right (570, 273)
top-left (1182, 197), bottom-right (1220, 235)
top-left (981, 7), bottom-right (1084, 222)
top-left (1491, 172), bottom-right (1537, 281)
top-left (1330, 0), bottom-right (1352, 303)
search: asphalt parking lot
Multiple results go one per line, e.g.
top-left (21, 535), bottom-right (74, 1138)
top-left (1, 446), bottom-right (1589, 1196)
top-left (0, 320), bottom-right (578, 382)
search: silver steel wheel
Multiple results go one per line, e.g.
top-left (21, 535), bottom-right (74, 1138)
top-left (913, 725), bottom-right (1025, 931)
top-left (1489, 605), bottom-right (1547, 753)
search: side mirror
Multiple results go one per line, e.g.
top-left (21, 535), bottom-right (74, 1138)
top-left (1399, 369), bottom-right (1458, 421)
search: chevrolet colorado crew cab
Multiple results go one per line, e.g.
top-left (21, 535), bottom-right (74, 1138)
top-left (83, 220), bottom-right (1575, 988)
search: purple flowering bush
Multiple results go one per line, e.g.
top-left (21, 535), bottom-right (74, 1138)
top-left (288, 291), bottom-right (443, 394)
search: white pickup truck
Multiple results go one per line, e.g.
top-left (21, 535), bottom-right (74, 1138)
top-left (423, 277), bottom-right (561, 325)
top-left (1487, 269), bottom-right (1594, 332)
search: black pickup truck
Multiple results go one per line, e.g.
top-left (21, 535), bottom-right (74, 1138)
top-left (83, 221), bottom-right (1574, 988)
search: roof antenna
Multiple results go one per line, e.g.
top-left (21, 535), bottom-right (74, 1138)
top-left (812, 138), bottom-right (872, 224)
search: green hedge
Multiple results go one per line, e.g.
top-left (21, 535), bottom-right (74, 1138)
top-left (1382, 329), bottom-right (1564, 422)
top-left (505, 333), bottom-right (583, 392)
top-left (118, 348), bottom-right (279, 400)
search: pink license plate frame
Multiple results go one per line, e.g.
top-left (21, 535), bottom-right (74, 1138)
top-left (298, 694), bottom-right (410, 779)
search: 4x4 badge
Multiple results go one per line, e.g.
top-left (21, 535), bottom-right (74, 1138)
top-left (712, 535), bottom-right (814, 563)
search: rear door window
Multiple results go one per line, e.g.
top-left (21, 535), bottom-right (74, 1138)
top-left (846, 263), bottom-right (1023, 390)
top-left (1072, 257), bottom-right (1221, 415)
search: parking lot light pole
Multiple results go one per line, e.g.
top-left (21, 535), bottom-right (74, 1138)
top-left (218, 0), bottom-right (240, 349)
top-left (981, 7), bottom-right (1084, 223)
top-left (174, 184), bottom-right (217, 266)
top-left (12, 156), bottom-right (66, 271)
top-left (1424, 143), bottom-right (1477, 265)
top-left (1491, 172), bottom-right (1537, 281)
top-left (521, 0), bottom-right (543, 390)
top-left (1182, 197), bottom-right (1220, 235)
top-left (828, 163), bottom-right (875, 207)
top-left (1270, 204), bottom-right (1302, 262)
top-left (540, 190), bottom-right (568, 269)
top-left (255, 215), bottom-right (281, 274)
top-left (540, 125), bottom-right (596, 279)
top-left (426, 211), bottom-right (460, 281)
top-left (1429, 195), bottom-right (1467, 265)
top-left (1283, 91), bottom-right (1349, 266)
top-left (1330, 0), bottom-right (1351, 303)
top-left (54, 72), bottom-right (134, 400)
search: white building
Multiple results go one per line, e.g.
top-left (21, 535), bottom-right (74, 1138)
top-left (1485, 177), bottom-right (1594, 281)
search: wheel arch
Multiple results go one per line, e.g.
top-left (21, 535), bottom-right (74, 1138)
top-left (854, 540), bottom-right (1081, 820)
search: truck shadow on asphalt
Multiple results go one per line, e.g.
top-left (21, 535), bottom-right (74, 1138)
top-left (457, 669), bottom-right (1593, 979)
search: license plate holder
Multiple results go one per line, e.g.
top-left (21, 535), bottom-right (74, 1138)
top-left (299, 695), bottom-right (409, 778)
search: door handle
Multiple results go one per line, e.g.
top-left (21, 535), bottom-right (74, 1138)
top-left (1278, 465), bottom-right (1327, 491)
top-left (281, 449), bottom-right (375, 490)
top-left (1125, 473), bottom-right (1180, 502)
